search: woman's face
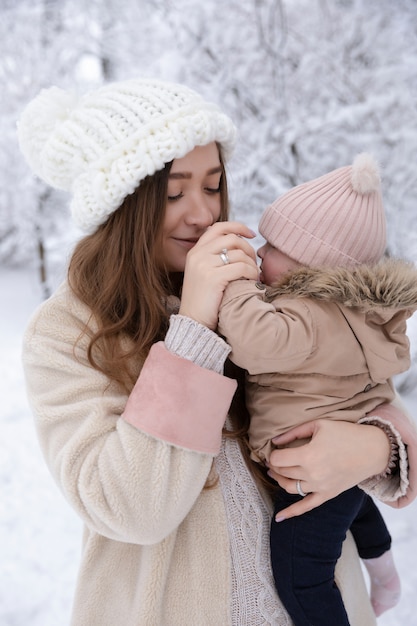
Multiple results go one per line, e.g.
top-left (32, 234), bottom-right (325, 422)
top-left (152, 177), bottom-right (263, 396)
top-left (160, 142), bottom-right (223, 272)
top-left (257, 242), bottom-right (300, 285)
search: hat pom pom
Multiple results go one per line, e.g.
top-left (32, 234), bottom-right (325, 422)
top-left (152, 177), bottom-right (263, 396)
top-left (17, 86), bottom-right (78, 184)
top-left (351, 153), bottom-right (381, 194)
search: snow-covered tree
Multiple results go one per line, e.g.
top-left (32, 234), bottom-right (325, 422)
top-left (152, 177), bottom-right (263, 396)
top-left (1, 0), bottom-right (417, 290)
top-left (153, 0), bottom-right (417, 262)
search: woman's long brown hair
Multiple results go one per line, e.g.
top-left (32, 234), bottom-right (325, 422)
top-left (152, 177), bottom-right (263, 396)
top-left (68, 146), bottom-right (229, 390)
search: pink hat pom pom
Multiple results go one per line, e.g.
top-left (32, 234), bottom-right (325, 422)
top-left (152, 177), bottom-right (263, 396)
top-left (351, 153), bottom-right (381, 194)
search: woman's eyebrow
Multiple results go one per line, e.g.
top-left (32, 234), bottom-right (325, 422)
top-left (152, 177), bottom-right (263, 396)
top-left (207, 166), bottom-right (222, 175)
top-left (169, 166), bottom-right (222, 180)
top-left (169, 172), bottom-right (191, 180)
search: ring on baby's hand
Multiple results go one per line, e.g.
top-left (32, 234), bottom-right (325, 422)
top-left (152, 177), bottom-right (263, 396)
top-left (219, 248), bottom-right (230, 265)
top-left (296, 479), bottom-right (307, 497)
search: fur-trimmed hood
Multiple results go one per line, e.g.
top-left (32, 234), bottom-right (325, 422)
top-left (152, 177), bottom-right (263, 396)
top-left (263, 257), bottom-right (417, 383)
top-left (266, 257), bottom-right (417, 312)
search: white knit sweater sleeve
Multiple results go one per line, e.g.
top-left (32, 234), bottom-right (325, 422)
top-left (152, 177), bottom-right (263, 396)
top-left (165, 313), bottom-right (231, 373)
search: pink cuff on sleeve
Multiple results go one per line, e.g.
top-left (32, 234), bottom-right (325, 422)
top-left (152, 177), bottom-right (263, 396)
top-left (123, 342), bottom-right (237, 455)
top-left (367, 402), bottom-right (417, 507)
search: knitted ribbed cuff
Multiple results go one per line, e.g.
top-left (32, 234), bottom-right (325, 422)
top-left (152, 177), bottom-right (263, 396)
top-left (165, 315), bottom-right (231, 374)
top-left (358, 416), bottom-right (401, 478)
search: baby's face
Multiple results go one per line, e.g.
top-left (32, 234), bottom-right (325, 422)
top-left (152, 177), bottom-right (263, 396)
top-left (257, 242), bottom-right (300, 285)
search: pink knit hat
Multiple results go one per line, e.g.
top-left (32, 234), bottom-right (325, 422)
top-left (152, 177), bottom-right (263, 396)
top-left (258, 153), bottom-right (387, 267)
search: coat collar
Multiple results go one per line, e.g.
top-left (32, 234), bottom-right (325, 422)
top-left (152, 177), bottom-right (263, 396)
top-left (266, 258), bottom-right (417, 312)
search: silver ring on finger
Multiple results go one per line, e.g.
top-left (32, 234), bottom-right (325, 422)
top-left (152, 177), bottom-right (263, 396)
top-left (219, 248), bottom-right (230, 265)
top-left (296, 479), bottom-right (307, 497)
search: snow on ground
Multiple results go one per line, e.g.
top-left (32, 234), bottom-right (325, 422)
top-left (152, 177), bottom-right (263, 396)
top-left (1, 267), bottom-right (417, 626)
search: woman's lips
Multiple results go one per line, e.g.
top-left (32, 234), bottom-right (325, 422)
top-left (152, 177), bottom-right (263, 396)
top-left (173, 237), bottom-right (199, 251)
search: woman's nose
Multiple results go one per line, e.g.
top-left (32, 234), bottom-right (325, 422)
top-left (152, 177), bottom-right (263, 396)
top-left (186, 197), bottom-right (217, 227)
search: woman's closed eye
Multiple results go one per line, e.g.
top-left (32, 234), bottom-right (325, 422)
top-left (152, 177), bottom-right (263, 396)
top-left (205, 184), bottom-right (221, 194)
top-left (168, 184), bottom-right (221, 202)
top-left (168, 192), bottom-right (184, 202)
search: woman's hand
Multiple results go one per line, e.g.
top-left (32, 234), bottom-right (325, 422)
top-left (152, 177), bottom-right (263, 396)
top-left (179, 221), bottom-right (259, 329)
top-left (268, 419), bottom-right (391, 520)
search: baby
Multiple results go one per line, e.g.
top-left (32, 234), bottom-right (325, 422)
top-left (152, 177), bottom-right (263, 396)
top-left (219, 154), bottom-right (417, 624)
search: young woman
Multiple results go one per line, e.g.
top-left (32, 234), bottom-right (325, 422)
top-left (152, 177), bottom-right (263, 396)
top-left (17, 78), bottom-right (416, 625)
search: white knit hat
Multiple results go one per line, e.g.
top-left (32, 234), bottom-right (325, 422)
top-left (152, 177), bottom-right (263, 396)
top-left (17, 78), bottom-right (237, 232)
top-left (259, 153), bottom-right (387, 267)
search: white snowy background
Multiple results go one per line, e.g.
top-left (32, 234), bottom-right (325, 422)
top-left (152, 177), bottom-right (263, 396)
top-left (1, 1), bottom-right (417, 624)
